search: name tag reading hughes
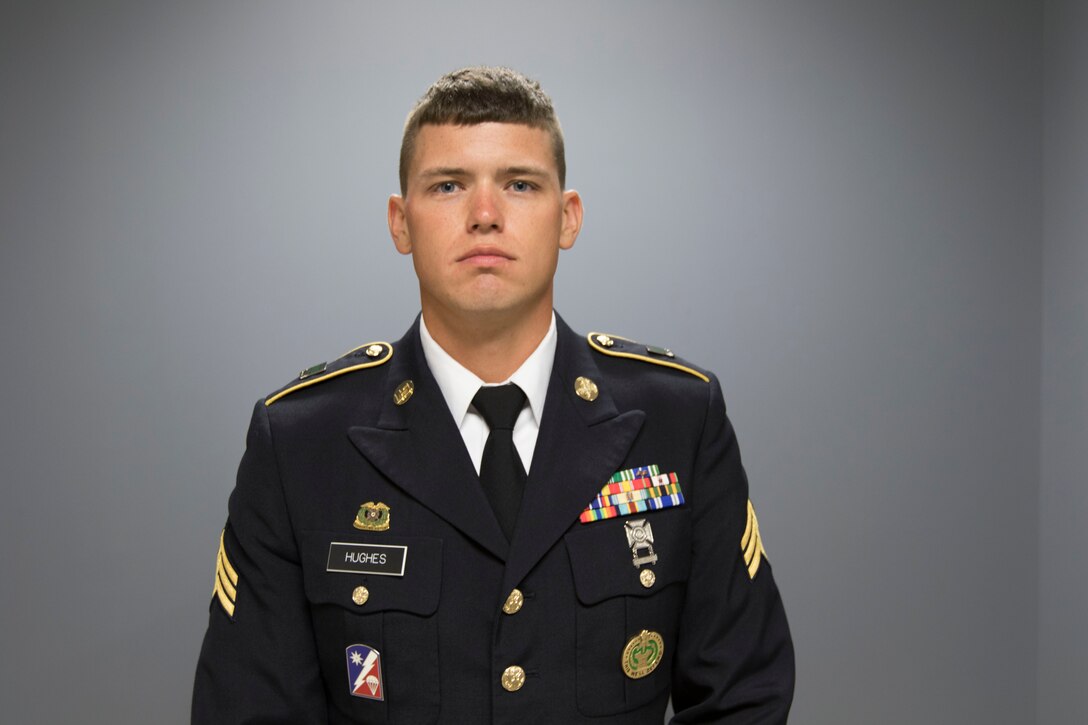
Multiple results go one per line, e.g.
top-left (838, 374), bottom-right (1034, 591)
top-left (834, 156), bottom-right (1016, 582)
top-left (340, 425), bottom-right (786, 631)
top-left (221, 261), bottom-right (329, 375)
top-left (327, 542), bottom-right (408, 576)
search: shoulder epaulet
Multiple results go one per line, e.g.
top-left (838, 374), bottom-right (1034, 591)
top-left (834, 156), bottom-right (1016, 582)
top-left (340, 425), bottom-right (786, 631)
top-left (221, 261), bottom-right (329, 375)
top-left (265, 341), bottom-right (393, 406)
top-left (586, 332), bottom-right (709, 382)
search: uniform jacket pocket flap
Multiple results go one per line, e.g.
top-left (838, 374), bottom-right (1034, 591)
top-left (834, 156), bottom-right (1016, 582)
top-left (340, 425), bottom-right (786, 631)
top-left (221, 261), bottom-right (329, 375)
top-left (300, 530), bottom-right (443, 616)
top-left (564, 510), bottom-right (691, 606)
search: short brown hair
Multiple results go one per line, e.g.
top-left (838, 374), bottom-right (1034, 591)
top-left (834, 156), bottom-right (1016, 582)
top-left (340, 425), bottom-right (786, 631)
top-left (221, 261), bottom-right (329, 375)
top-left (399, 66), bottom-right (566, 195)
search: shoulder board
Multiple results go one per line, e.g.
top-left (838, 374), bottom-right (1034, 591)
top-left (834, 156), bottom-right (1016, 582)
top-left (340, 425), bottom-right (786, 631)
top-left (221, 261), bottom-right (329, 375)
top-left (265, 341), bottom-right (393, 406)
top-left (586, 332), bottom-right (709, 382)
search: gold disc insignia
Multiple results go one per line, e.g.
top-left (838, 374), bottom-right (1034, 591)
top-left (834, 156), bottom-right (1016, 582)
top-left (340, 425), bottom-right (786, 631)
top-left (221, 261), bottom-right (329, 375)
top-left (393, 379), bottom-right (414, 405)
top-left (621, 629), bottom-right (664, 679)
top-left (574, 376), bottom-right (599, 402)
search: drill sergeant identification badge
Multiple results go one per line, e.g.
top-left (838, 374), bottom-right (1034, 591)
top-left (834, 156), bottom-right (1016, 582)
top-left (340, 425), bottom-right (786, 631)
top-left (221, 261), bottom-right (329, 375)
top-left (622, 630), bottom-right (665, 679)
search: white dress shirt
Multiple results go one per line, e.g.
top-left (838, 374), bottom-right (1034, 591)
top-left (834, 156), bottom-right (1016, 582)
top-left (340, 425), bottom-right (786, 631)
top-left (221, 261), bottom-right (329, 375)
top-left (419, 313), bottom-right (556, 475)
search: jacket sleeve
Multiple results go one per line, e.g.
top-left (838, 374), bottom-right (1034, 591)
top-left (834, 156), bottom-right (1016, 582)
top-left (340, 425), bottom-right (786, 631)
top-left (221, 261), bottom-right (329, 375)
top-left (669, 376), bottom-right (795, 724)
top-left (192, 401), bottom-right (328, 724)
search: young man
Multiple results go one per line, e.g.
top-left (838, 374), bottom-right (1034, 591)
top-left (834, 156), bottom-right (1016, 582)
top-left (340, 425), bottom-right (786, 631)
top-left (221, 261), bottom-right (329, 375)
top-left (193, 66), bottom-right (794, 724)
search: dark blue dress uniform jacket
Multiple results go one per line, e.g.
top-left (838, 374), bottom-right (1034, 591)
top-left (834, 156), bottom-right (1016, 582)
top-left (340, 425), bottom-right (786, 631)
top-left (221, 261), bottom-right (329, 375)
top-left (192, 315), bottom-right (794, 723)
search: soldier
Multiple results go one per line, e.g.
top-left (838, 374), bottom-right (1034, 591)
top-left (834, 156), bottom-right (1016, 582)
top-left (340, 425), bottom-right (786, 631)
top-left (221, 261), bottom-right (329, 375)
top-left (193, 66), bottom-right (794, 724)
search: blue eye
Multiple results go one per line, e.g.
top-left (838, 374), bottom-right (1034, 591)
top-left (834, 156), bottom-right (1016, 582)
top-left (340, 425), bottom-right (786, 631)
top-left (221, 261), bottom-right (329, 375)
top-left (437, 182), bottom-right (458, 193)
top-left (511, 180), bottom-right (532, 192)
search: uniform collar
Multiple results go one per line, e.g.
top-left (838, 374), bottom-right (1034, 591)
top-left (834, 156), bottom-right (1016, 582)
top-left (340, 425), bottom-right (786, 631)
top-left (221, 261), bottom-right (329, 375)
top-left (418, 312), bottom-right (556, 429)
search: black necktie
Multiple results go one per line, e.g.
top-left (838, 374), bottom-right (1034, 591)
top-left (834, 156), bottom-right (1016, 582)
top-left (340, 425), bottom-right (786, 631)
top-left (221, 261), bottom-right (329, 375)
top-left (472, 384), bottom-right (527, 540)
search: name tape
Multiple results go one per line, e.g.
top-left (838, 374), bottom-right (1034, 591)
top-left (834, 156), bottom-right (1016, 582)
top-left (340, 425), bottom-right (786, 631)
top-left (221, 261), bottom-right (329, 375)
top-left (327, 542), bottom-right (408, 577)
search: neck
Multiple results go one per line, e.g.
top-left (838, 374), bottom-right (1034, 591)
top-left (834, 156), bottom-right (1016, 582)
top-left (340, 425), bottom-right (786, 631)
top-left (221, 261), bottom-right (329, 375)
top-left (422, 302), bottom-right (553, 383)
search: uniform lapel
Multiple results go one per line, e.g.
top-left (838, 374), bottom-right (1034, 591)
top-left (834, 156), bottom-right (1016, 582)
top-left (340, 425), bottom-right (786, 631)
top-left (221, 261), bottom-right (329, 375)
top-left (347, 319), bottom-right (509, 561)
top-left (501, 316), bottom-right (645, 594)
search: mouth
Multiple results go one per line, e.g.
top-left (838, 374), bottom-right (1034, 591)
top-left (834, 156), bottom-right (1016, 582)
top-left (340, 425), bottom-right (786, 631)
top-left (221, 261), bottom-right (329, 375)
top-left (457, 246), bottom-right (514, 268)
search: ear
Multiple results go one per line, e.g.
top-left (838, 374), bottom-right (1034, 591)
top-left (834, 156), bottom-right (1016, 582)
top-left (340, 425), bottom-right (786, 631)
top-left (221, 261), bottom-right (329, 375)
top-left (558, 190), bottom-right (583, 250)
top-left (388, 195), bottom-right (412, 254)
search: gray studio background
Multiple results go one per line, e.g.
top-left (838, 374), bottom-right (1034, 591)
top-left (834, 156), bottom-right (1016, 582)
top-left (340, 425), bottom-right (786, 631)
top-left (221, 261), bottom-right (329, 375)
top-left (1, 1), bottom-right (1084, 723)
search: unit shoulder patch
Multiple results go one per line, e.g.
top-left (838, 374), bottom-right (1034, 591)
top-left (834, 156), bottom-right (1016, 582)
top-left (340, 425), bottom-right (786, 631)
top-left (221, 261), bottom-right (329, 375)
top-left (586, 332), bottom-right (709, 382)
top-left (265, 341), bottom-right (393, 406)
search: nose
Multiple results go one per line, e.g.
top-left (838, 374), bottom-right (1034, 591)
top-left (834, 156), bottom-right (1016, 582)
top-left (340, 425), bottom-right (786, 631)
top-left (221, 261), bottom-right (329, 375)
top-left (468, 185), bottom-right (503, 233)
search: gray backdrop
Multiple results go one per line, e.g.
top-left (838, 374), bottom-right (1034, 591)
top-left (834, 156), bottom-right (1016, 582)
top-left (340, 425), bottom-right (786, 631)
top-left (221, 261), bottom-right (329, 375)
top-left (1, 1), bottom-right (1083, 723)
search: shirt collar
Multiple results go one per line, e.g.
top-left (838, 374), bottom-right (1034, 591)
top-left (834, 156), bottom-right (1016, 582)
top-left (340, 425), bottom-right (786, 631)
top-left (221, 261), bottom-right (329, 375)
top-left (419, 312), bottom-right (556, 428)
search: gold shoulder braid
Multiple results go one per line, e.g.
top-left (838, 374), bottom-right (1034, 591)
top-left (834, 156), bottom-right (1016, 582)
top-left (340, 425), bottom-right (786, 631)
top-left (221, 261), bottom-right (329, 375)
top-left (586, 332), bottom-right (709, 382)
top-left (265, 341), bottom-right (393, 406)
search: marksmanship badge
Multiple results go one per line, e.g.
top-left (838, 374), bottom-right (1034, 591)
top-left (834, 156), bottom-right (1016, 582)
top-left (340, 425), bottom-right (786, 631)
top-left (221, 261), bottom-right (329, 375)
top-left (346, 644), bottom-right (384, 700)
top-left (625, 518), bottom-right (658, 567)
top-left (354, 502), bottom-right (391, 531)
top-left (622, 630), bottom-right (664, 679)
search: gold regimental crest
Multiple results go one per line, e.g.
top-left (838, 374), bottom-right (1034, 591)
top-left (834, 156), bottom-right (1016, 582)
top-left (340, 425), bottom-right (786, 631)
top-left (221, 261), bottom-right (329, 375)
top-left (354, 502), bottom-right (391, 531)
top-left (622, 629), bottom-right (664, 679)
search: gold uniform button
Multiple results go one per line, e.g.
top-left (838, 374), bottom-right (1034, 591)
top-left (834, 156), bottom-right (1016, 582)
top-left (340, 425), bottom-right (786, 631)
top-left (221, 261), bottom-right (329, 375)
top-left (351, 585), bottom-right (369, 606)
top-left (501, 665), bottom-right (526, 692)
top-left (502, 588), bottom-right (524, 615)
top-left (365, 344), bottom-right (384, 358)
top-left (595, 334), bottom-right (615, 347)
top-left (639, 569), bottom-right (656, 588)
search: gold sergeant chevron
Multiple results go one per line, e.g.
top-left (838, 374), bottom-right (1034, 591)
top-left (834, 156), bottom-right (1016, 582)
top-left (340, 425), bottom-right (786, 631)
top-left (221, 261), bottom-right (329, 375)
top-left (741, 499), bottom-right (768, 579)
top-left (213, 530), bottom-right (239, 617)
